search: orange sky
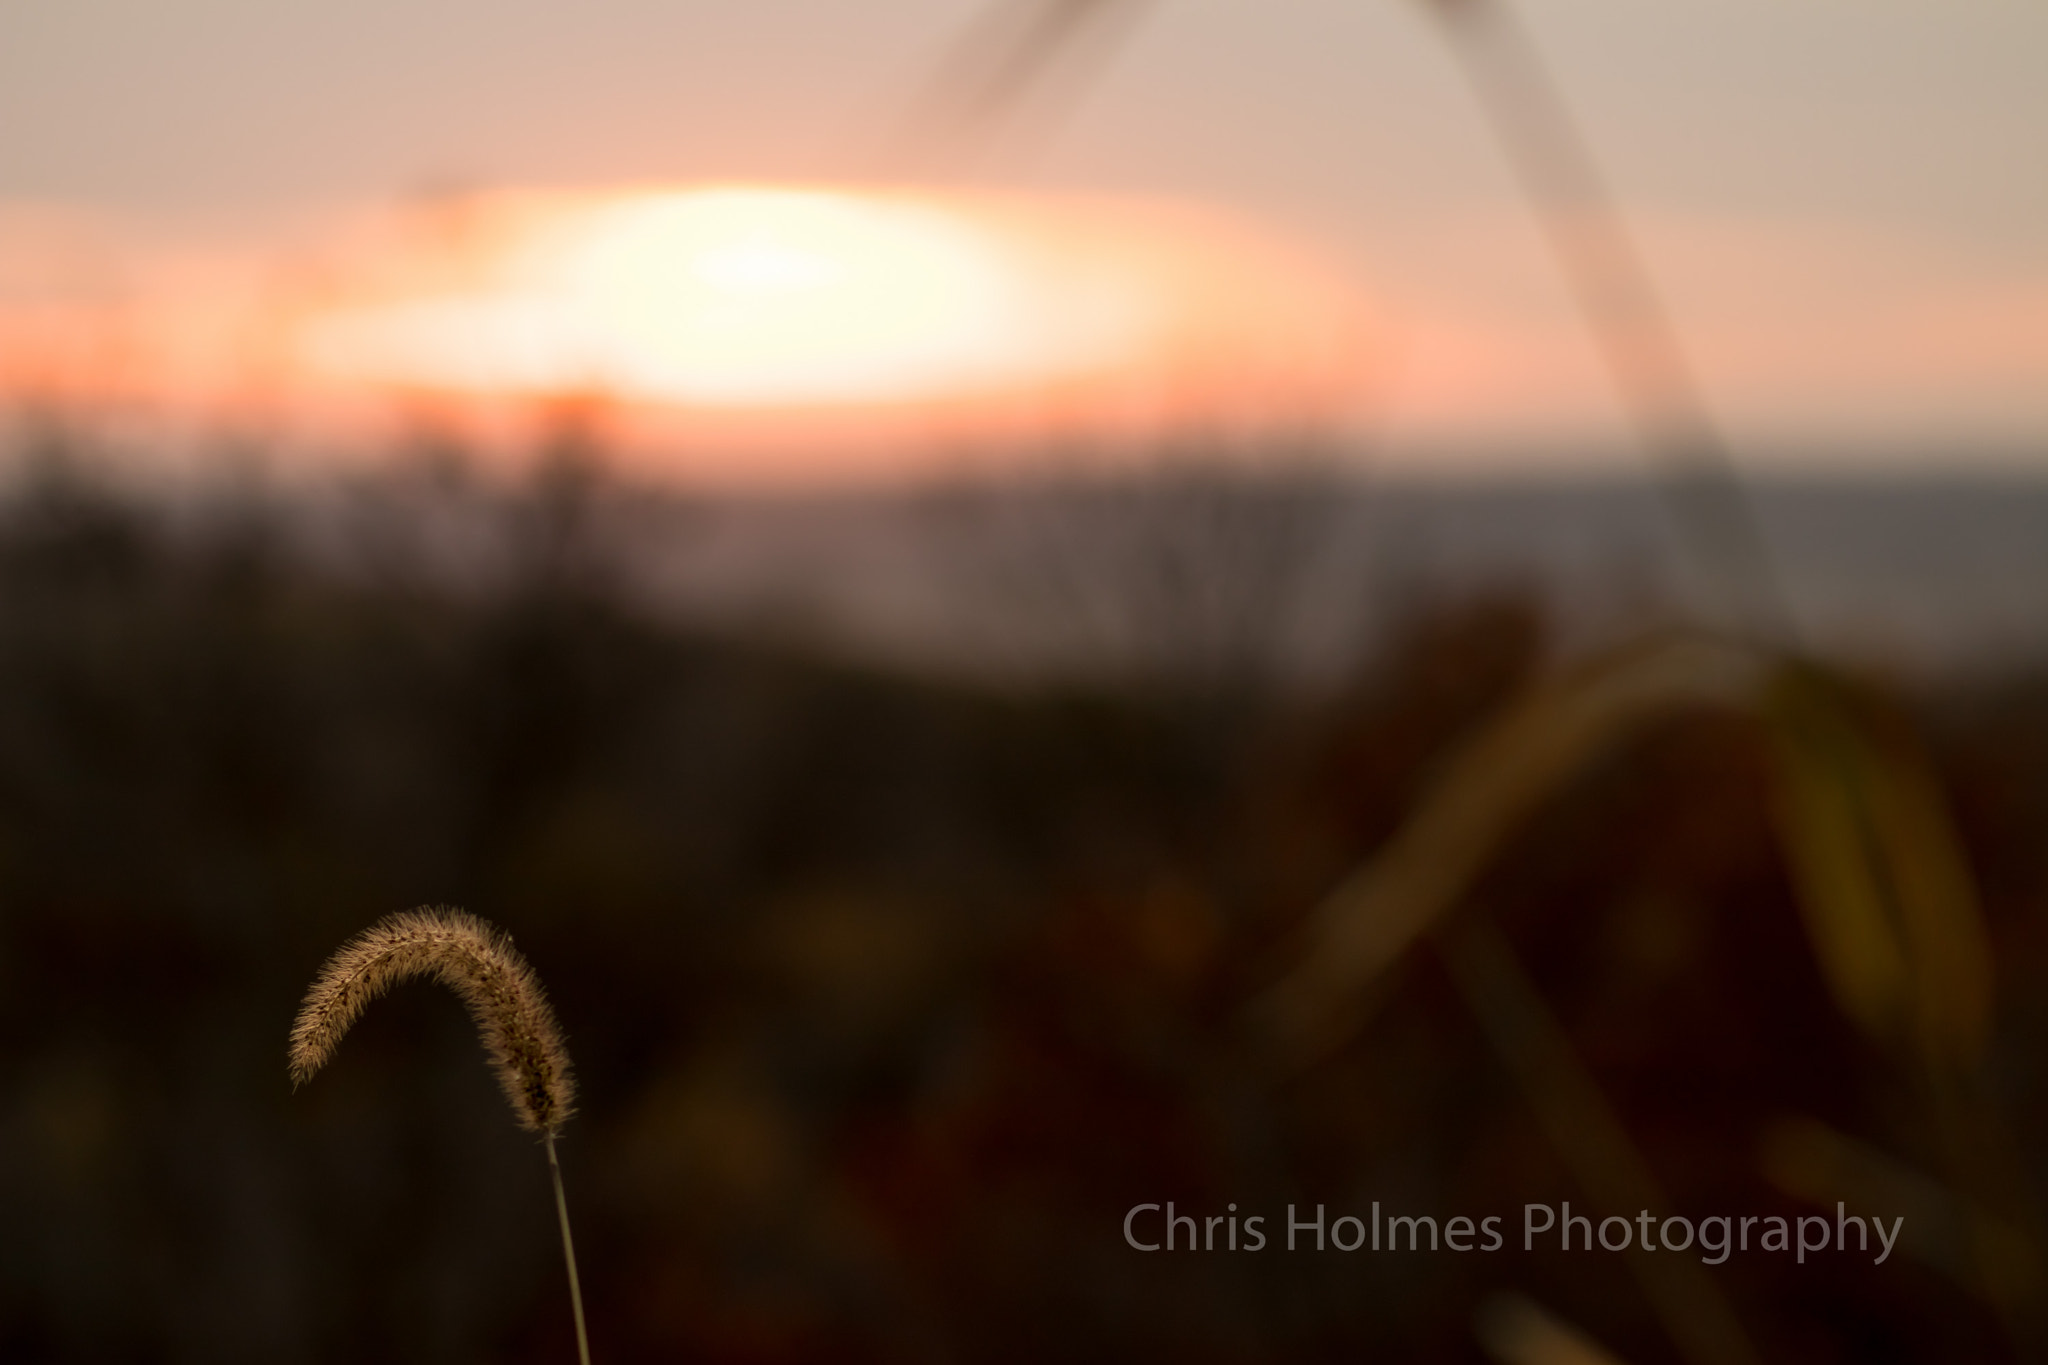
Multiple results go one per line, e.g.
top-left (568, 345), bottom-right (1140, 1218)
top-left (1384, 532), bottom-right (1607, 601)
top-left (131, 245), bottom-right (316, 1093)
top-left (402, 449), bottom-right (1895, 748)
top-left (0, 186), bottom-right (1386, 482)
top-left (4, 184), bottom-right (2041, 484)
top-left (1, 2), bottom-right (2043, 482)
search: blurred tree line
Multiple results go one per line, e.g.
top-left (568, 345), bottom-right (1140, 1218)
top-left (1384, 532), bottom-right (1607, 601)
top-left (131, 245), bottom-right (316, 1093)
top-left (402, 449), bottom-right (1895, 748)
top-left (0, 427), bottom-right (2043, 1363)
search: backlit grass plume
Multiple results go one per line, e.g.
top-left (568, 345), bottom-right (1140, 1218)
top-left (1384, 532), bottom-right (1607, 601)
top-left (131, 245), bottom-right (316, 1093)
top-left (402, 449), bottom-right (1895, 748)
top-left (289, 906), bottom-right (575, 1132)
top-left (290, 906), bottom-right (592, 1364)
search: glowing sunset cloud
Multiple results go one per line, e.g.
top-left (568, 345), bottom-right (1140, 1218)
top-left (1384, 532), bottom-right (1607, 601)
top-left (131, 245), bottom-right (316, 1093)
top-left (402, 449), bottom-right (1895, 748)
top-left (291, 185), bottom-right (1368, 427)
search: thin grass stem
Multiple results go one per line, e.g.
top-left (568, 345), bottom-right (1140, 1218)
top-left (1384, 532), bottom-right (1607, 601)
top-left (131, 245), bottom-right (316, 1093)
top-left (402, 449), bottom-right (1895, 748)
top-left (548, 1134), bottom-right (593, 1365)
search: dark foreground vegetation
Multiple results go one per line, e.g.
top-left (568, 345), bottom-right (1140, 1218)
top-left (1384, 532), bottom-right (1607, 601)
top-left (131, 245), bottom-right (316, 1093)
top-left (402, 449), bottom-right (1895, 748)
top-left (0, 443), bottom-right (2045, 1364)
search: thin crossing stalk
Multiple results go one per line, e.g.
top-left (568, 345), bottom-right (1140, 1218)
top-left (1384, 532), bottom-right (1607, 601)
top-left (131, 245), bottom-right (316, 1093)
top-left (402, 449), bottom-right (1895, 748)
top-left (1425, 0), bottom-right (1794, 645)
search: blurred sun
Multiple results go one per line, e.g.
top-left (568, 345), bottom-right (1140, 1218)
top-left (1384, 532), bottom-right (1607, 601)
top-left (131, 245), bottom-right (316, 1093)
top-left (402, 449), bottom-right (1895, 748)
top-left (296, 184), bottom-right (1364, 420)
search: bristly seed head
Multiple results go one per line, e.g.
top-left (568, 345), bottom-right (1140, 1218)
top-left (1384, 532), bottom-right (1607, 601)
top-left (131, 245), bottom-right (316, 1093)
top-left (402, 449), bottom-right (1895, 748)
top-left (289, 906), bottom-right (576, 1135)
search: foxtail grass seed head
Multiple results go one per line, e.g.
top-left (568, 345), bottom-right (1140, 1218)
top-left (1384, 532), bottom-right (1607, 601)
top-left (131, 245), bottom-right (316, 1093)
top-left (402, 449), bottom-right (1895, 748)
top-left (289, 907), bottom-right (576, 1135)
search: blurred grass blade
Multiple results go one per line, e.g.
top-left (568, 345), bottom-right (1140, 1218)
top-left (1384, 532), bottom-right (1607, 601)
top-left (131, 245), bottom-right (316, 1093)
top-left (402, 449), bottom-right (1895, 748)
top-left (1763, 670), bottom-right (1993, 1063)
top-left (1476, 1292), bottom-right (1632, 1365)
top-left (1759, 1115), bottom-right (1981, 1282)
top-left (1256, 635), bottom-right (1759, 1058)
top-left (1761, 1110), bottom-right (2045, 1332)
top-left (880, 0), bottom-right (1154, 173)
top-left (1763, 688), bottom-right (1910, 1041)
top-left (1762, 677), bottom-right (2040, 1346)
top-left (1446, 923), bottom-right (1759, 1365)
top-left (1862, 732), bottom-right (1994, 1063)
top-left (934, 0), bottom-right (1140, 127)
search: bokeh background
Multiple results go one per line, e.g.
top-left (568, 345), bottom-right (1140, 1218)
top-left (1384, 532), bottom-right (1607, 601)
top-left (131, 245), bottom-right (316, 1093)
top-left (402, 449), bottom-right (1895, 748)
top-left (1, 2), bottom-right (2045, 1362)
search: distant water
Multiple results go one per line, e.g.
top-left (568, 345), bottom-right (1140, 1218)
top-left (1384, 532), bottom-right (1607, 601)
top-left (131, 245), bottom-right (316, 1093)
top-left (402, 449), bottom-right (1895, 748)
top-left (628, 475), bottom-right (2048, 685)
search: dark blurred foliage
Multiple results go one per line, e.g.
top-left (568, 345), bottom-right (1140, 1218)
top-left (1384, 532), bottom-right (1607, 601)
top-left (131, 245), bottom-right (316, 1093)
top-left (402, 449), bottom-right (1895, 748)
top-left (0, 435), bottom-right (2043, 1365)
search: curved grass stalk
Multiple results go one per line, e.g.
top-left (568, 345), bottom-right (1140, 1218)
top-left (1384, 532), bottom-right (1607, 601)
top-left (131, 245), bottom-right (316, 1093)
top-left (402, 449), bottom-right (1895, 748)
top-left (1253, 634), bottom-right (1763, 1060)
top-left (291, 906), bottom-right (592, 1365)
